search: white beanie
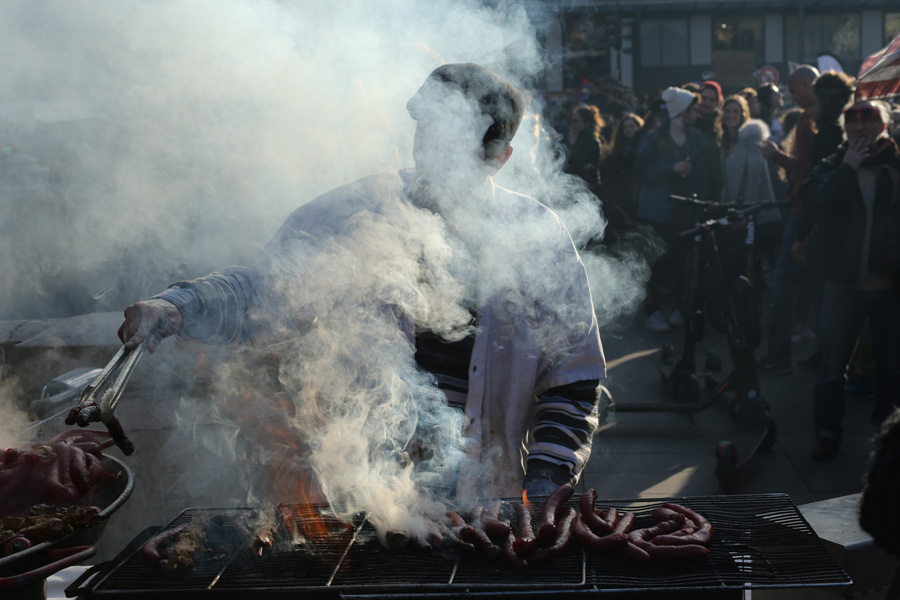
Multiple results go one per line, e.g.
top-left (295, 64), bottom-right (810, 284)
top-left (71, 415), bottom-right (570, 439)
top-left (662, 86), bottom-right (695, 118)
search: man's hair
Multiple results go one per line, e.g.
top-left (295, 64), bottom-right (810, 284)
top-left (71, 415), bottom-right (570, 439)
top-left (408, 63), bottom-right (525, 152)
top-left (813, 71), bottom-right (856, 124)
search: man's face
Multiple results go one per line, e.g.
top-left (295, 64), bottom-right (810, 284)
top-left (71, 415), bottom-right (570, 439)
top-left (788, 75), bottom-right (814, 109)
top-left (843, 102), bottom-right (886, 146)
top-left (409, 79), bottom-right (492, 188)
top-left (699, 88), bottom-right (719, 115)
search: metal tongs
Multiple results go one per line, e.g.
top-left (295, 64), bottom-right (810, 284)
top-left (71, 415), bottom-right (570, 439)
top-left (65, 344), bottom-right (146, 455)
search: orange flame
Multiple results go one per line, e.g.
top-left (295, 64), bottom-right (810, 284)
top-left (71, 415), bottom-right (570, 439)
top-left (522, 489), bottom-right (532, 510)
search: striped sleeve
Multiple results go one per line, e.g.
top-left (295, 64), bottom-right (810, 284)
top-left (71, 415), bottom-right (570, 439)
top-left (524, 379), bottom-right (603, 487)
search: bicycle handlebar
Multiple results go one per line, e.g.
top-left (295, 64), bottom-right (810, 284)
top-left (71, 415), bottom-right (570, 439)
top-left (669, 194), bottom-right (790, 211)
top-left (677, 203), bottom-right (768, 239)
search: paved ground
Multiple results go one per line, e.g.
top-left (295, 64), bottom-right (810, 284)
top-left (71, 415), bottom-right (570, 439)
top-left (579, 316), bottom-right (880, 507)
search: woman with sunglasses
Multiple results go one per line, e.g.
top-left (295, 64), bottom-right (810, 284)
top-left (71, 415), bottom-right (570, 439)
top-left (798, 99), bottom-right (900, 461)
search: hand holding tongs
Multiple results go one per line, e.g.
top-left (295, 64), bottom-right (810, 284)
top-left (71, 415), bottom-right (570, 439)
top-left (65, 344), bottom-right (146, 455)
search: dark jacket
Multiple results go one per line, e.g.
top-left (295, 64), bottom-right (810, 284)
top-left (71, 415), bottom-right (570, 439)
top-left (565, 128), bottom-right (601, 190)
top-left (634, 120), bottom-right (708, 224)
top-left (800, 140), bottom-right (900, 288)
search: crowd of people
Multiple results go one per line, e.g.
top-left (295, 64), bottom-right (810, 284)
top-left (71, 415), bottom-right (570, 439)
top-left (556, 68), bottom-right (900, 463)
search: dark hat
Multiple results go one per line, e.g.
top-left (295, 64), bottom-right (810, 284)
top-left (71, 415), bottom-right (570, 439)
top-left (407, 63), bottom-right (525, 145)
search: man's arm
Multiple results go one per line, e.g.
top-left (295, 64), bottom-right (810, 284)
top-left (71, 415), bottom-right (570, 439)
top-left (119, 266), bottom-right (262, 351)
top-left (523, 380), bottom-right (606, 495)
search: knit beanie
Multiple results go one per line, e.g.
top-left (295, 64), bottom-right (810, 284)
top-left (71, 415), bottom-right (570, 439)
top-left (662, 87), bottom-right (695, 118)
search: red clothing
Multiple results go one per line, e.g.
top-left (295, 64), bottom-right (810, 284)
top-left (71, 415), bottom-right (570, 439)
top-left (771, 107), bottom-right (815, 215)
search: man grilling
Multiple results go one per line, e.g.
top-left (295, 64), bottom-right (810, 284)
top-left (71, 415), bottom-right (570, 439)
top-left (117, 63), bottom-right (607, 502)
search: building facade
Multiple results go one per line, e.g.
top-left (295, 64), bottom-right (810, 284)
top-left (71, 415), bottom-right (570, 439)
top-left (531, 0), bottom-right (900, 96)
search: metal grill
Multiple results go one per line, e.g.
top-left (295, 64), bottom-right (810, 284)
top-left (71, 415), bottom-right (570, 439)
top-left (71, 493), bottom-right (851, 598)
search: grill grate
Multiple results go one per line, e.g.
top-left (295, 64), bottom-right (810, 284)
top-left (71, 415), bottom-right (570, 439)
top-left (77, 493), bottom-right (850, 598)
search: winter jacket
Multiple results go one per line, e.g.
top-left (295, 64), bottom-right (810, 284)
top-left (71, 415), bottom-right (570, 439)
top-left (634, 120), bottom-right (708, 224)
top-left (800, 140), bottom-right (900, 289)
top-left (721, 119), bottom-right (781, 225)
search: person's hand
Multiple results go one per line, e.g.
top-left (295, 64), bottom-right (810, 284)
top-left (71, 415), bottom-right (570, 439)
top-left (673, 160), bottom-right (692, 177)
top-left (523, 478), bottom-right (560, 498)
top-left (759, 140), bottom-right (778, 160)
top-left (842, 135), bottom-right (869, 169)
top-left (791, 239), bottom-right (807, 264)
top-left (117, 298), bottom-right (183, 353)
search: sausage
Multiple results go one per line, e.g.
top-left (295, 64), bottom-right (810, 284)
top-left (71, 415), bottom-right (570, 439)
top-left (647, 543), bottom-right (710, 560)
top-left (603, 507), bottom-right (619, 530)
top-left (66, 402), bottom-right (101, 427)
top-left (459, 507), bottom-right (501, 560)
top-left (536, 483), bottom-right (574, 545)
top-left (482, 501), bottom-right (511, 540)
top-left (68, 444), bottom-right (91, 494)
top-left (437, 520), bottom-right (475, 552)
top-left (511, 502), bottom-right (536, 558)
top-left (483, 517), bottom-right (511, 540)
top-left (531, 507), bottom-right (576, 563)
top-left (628, 517), bottom-right (685, 542)
top-left (572, 514), bottom-right (627, 552)
top-left (622, 540), bottom-right (652, 563)
top-left (578, 489), bottom-right (613, 535)
top-left (104, 416), bottom-right (135, 456)
top-left (660, 503), bottom-right (714, 544)
top-left (503, 530), bottom-right (529, 569)
top-left (141, 523), bottom-right (189, 567)
top-left (612, 512), bottom-right (636, 535)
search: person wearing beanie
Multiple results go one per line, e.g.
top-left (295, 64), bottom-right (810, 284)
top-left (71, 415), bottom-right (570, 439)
top-left (700, 81), bottom-right (723, 116)
top-left (663, 86), bottom-right (695, 119)
top-left (634, 87), bottom-right (708, 332)
top-left (114, 63), bottom-right (609, 504)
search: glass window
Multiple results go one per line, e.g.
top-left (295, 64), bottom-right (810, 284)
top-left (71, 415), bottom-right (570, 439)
top-left (887, 12), bottom-right (900, 46)
top-left (640, 18), bottom-right (688, 67)
top-left (784, 13), bottom-right (860, 66)
top-left (713, 16), bottom-right (764, 62)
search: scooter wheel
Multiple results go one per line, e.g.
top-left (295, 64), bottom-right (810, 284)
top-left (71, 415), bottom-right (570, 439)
top-left (716, 440), bottom-right (739, 493)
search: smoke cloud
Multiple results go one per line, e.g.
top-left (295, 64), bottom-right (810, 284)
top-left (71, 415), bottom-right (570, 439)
top-left (1, 0), bottom-right (650, 541)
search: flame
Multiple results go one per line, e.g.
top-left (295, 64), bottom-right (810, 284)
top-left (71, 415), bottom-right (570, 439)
top-left (522, 489), bottom-right (532, 510)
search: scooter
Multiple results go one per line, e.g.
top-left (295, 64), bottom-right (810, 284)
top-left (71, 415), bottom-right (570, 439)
top-left (638, 195), bottom-right (782, 492)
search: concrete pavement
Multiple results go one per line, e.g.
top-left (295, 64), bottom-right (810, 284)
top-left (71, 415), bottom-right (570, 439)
top-left (579, 317), bottom-right (880, 506)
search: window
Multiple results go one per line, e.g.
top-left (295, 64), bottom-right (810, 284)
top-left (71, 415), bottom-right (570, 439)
top-left (784, 13), bottom-right (860, 67)
top-left (887, 13), bottom-right (900, 46)
top-left (640, 18), bottom-right (689, 67)
top-left (713, 16), bottom-right (764, 62)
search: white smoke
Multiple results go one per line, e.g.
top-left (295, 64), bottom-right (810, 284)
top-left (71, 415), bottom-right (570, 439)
top-left (0, 0), bottom-right (650, 542)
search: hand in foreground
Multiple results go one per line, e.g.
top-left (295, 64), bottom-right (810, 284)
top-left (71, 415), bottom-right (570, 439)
top-left (673, 160), bottom-right (692, 177)
top-left (759, 140), bottom-right (778, 160)
top-left (842, 135), bottom-right (870, 170)
top-left (117, 299), bottom-right (182, 353)
top-left (523, 478), bottom-right (561, 498)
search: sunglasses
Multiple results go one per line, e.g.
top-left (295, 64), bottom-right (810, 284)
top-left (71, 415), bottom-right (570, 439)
top-left (843, 106), bottom-right (880, 121)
